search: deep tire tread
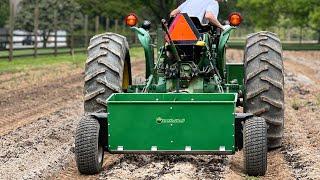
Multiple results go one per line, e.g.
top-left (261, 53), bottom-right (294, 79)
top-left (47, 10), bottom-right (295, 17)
top-left (84, 33), bottom-right (128, 113)
top-left (244, 31), bottom-right (285, 149)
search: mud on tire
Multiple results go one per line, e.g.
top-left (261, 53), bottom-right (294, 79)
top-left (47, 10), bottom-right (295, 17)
top-left (244, 31), bottom-right (285, 149)
top-left (243, 117), bottom-right (268, 176)
top-left (84, 33), bottom-right (130, 113)
top-left (75, 116), bottom-right (104, 174)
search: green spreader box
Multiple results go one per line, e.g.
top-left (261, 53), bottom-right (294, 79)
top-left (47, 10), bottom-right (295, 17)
top-left (107, 93), bottom-right (237, 154)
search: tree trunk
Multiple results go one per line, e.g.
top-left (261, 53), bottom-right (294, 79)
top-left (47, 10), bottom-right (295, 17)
top-left (115, 19), bottom-right (118, 33)
top-left (84, 15), bottom-right (88, 47)
top-left (106, 17), bottom-right (110, 32)
top-left (33, 0), bottom-right (39, 58)
top-left (54, 10), bottom-right (57, 56)
top-left (318, 30), bottom-right (320, 44)
top-left (9, 2), bottom-right (14, 61)
top-left (299, 26), bottom-right (302, 44)
top-left (95, 16), bottom-right (99, 34)
top-left (70, 14), bottom-right (75, 56)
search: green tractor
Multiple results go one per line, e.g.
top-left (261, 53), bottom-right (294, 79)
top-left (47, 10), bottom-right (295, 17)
top-left (75, 12), bottom-right (284, 176)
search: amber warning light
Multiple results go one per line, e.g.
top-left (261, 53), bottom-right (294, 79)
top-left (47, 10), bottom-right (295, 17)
top-left (125, 13), bottom-right (138, 27)
top-left (228, 12), bottom-right (243, 26)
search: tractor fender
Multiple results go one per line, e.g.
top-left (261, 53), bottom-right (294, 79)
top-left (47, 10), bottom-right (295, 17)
top-left (217, 26), bottom-right (237, 78)
top-left (130, 27), bottom-right (155, 78)
top-left (218, 26), bottom-right (236, 52)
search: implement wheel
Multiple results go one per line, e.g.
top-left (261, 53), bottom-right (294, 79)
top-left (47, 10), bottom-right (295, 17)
top-left (75, 116), bottom-right (104, 174)
top-left (77, 33), bottom-right (131, 174)
top-left (84, 33), bottom-right (131, 113)
top-left (243, 117), bottom-right (268, 176)
top-left (244, 31), bottom-right (284, 149)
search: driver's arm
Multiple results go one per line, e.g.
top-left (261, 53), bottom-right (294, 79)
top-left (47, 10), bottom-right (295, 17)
top-left (205, 11), bottom-right (224, 29)
top-left (170, 8), bottom-right (181, 17)
top-left (170, 2), bottom-right (186, 17)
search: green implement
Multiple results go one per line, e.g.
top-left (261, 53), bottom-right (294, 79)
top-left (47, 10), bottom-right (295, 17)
top-left (107, 93), bottom-right (237, 153)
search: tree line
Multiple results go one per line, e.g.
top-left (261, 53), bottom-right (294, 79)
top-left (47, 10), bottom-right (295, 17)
top-left (238, 0), bottom-right (320, 42)
top-left (1, 0), bottom-right (319, 43)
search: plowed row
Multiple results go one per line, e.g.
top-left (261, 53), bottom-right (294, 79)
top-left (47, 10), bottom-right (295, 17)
top-left (0, 50), bottom-right (319, 179)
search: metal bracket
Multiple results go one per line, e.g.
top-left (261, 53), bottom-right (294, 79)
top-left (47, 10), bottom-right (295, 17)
top-left (235, 113), bottom-right (253, 122)
top-left (88, 113), bottom-right (108, 120)
top-left (234, 113), bottom-right (253, 151)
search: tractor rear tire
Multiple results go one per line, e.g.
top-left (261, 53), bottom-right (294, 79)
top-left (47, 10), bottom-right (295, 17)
top-left (84, 33), bottom-right (129, 113)
top-left (243, 117), bottom-right (268, 176)
top-left (244, 31), bottom-right (284, 149)
top-left (75, 116), bottom-right (104, 174)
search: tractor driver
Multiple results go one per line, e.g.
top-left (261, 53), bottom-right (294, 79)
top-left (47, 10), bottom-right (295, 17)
top-left (170, 0), bottom-right (229, 30)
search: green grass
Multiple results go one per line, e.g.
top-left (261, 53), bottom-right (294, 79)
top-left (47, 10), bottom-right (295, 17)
top-left (0, 53), bottom-right (86, 74)
top-left (0, 47), bottom-right (144, 74)
top-left (130, 47), bottom-right (145, 61)
top-left (0, 47), bottom-right (85, 57)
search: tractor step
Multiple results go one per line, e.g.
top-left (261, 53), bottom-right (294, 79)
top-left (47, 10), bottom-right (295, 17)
top-left (106, 93), bottom-right (237, 154)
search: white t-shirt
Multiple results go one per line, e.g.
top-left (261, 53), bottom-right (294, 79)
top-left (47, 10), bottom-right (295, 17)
top-left (178, 0), bottom-right (219, 24)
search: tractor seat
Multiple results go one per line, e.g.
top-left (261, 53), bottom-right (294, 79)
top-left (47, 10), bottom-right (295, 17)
top-left (189, 17), bottom-right (211, 33)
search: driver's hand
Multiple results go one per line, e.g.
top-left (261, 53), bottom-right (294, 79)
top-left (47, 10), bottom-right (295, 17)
top-left (222, 25), bottom-right (231, 31)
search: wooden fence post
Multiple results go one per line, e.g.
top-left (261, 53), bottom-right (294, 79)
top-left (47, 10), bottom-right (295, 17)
top-left (95, 16), bottom-right (99, 34)
top-left (33, 0), bottom-right (39, 58)
top-left (54, 10), bottom-right (58, 56)
top-left (8, 1), bottom-right (14, 61)
top-left (106, 17), bottom-right (110, 32)
top-left (299, 27), bottom-right (303, 44)
top-left (122, 21), bottom-right (125, 34)
top-left (70, 13), bottom-right (74, 56)
top-left (115, 19), bottom-right (119, 33)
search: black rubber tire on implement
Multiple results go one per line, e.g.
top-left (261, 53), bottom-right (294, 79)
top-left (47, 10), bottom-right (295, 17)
top-left (243, 117), bottom-right (268, 176)
top-left (75, 116), bottom-right (104, 174)
top-left (244, 31), bottom-right (285, 149)
top-left (84, 33), bottom-right (129, 113)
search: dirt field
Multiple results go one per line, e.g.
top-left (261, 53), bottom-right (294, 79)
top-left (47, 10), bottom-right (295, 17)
top-left (0, 50), bottom-right (319, 179)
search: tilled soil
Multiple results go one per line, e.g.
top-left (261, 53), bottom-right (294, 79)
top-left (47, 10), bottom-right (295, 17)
top-left (0, 63), bottom-right (84, 179)
top-left (0, 101), bottom-right (82, 179)
top-left (0, 64), bottom-right (84, 136)
top-left (1, 51), bottom-right (320, 180)
top-left (99, 155), bottom-right (227, 180)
